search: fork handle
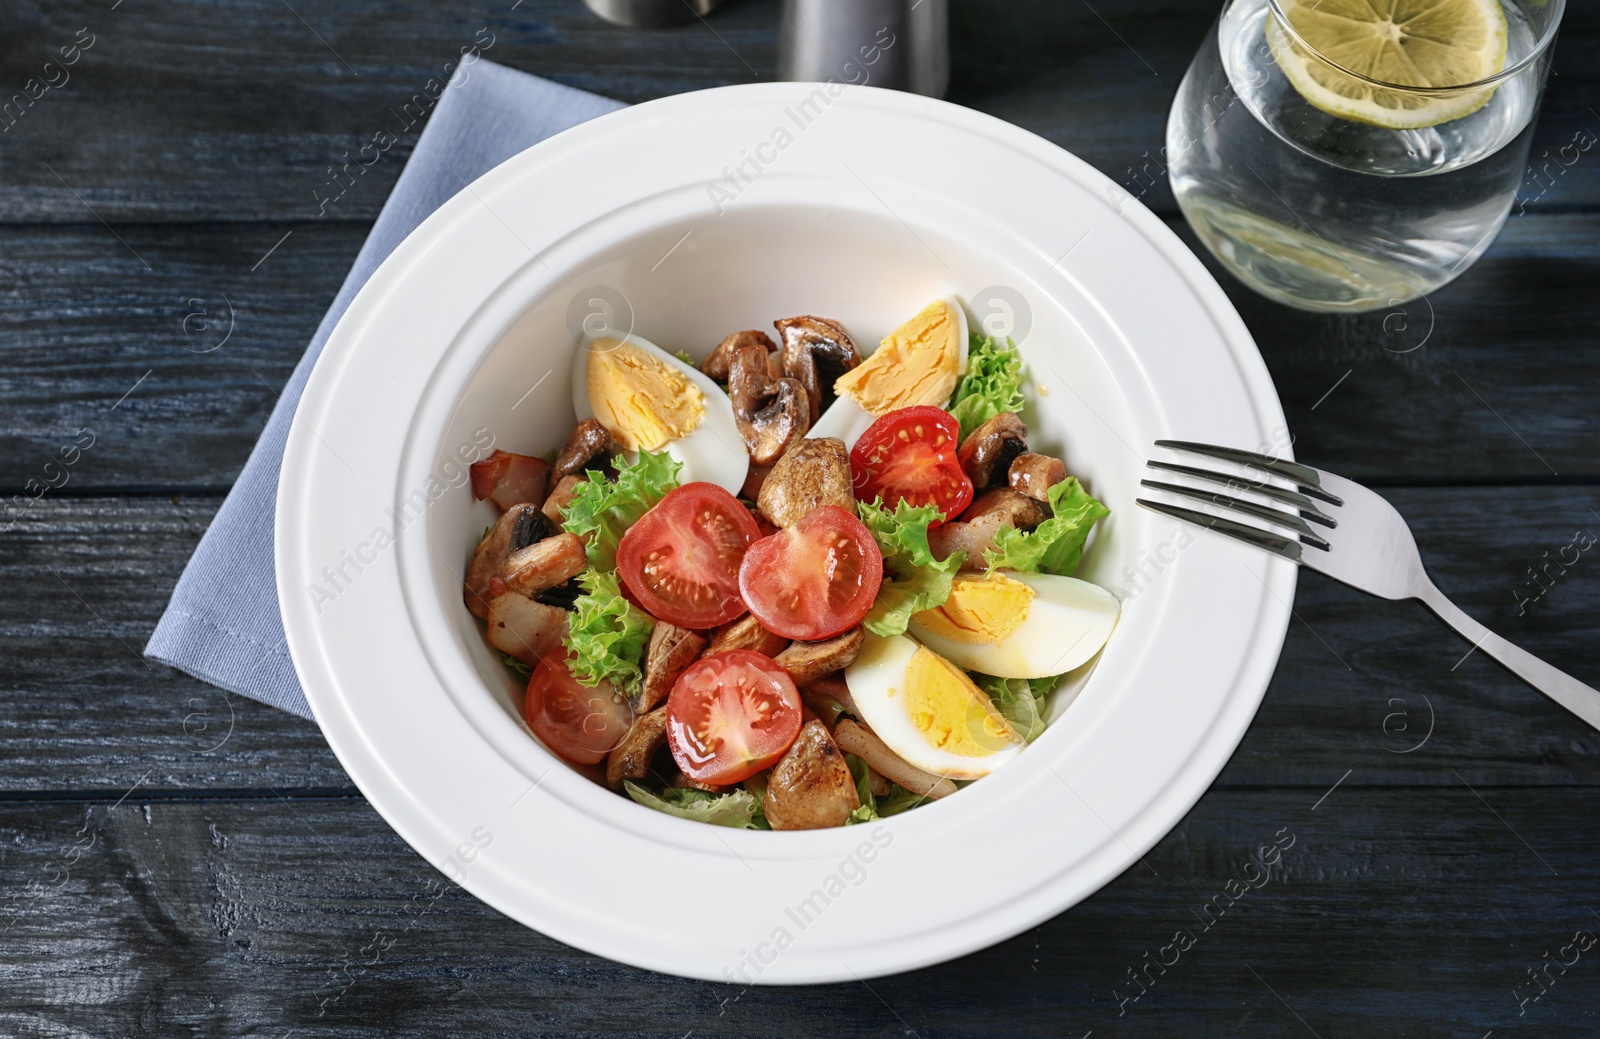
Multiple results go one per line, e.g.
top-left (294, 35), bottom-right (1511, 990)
top-left (1416, 582), bottom-right (1600, 732)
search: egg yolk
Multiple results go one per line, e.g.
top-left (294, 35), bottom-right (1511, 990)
top-left (586, 338), bottom-right (706, 452)
top-left (913, 572), bottom-right (1034, 644)
top-left (833, 299), bottom-right (960, 415)
top-left (901, 647), bottom-right (1022, 757)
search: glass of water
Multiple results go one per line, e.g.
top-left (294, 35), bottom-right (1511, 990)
top-left (1167, 0), bottom-right (1565, 313)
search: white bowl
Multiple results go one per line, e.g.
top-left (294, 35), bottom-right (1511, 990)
top-left (276, 83), bottom-right (1294, 984)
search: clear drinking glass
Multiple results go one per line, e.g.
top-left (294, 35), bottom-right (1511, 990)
top-left (1166, 0), bottom-right (1565, 312)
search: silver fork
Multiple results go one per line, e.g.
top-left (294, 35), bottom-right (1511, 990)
top-left (1137, 440), bottom-right (1600, 733)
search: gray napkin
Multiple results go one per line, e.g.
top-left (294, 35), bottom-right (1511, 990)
top-left (144, 60), bottom-right (624, 719)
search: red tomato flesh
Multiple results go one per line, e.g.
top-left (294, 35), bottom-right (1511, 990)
top-left (524, 652), bottom-right (634, 766)
top-left (617, 483), bottom-right (760, 629)
top-left (666, 651), bottom-right (802, 785)
top-left (737, 505), bottom-right (882, 640)
top-left (850, 405), bottom-right (972, 517)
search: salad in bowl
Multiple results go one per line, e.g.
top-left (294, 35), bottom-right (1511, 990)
top-left (462, 298), bottom-right (1119, 830)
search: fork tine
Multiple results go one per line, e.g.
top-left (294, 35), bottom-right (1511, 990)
top-left (1153, 440), bottom-right (1343, 505)
top-left (1136, 499), bottom-right (1305, 563)
top-left (1139, 479), bottom-right (1331, 549)
top-left (1145, 460), bottom-right (1337, 527)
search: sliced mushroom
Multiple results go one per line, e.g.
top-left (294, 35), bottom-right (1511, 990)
top-left (542, 473), bottom-right (585, 524)
top-left (1008, 452), bottom-right (1067, 502)
top-left (833, 719), bottom-right (958, 800)
top-left (670, 772), bottom-right (726, 793)
top-left (728, 339), bottom-right (810, 465)
top-left (606, 707), bottom-right (670, 790)
top-left (553, 418), bottom-right (615, 480)
top-left (774, 627), bottom-right (865, 688)
top-left (486, 591), bottom-right (569, 666)
top-left (706, 614), bottom-right (790, 658)
top-left (638, 621), bottom-right (707, 713)
top-left (702, 329), bottom-right (775, 383)
top-left (465, 504), bottom-right (550, 619)
top-left (803, 673), bottom-right (861, 720)
top-left (958, 412), bottom-right (1029, 490)
top-left (928, 489), bottom-right (1048, 571)
top-left (756, 437), bottom-right (854, 528)
top-left (763, 718), bottom-right (860, 830)
top-left (774, 316), bottom-right (862, 424)
top-left (469, 450), bottom-right (551, 511)
top-left (501, 531), bottom-right (588, 598)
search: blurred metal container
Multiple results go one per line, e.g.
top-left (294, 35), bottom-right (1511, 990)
top-left (779, 0), bottom-right (948, 98)
top-left (583, 0), bottom-right (724, 29)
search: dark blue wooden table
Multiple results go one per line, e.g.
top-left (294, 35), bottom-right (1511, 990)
top-left (2, 1), bottom-right (1597, 1035)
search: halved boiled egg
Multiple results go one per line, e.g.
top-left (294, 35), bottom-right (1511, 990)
top-left (809, 296), bottom-right (971, 448)
top-left (570, 332), bottom-right (749, 495)
top-left (909, 571), bottom-right (1119, 679)
top-left (844, 632), bottom-right (1024, 780)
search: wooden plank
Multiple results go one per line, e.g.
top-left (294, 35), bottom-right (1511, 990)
top-left (0, 0), bottom-right (1594, 222)
top-left (3, 489), bottom-right (1595, 793)
top-left (0, 787), bottom-right (1595, 1036)
top-left (1, 213), bottom-right (1597, 491)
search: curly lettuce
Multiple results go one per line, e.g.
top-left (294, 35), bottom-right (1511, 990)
top-left (845, 755), bottom-right (879, 825)
top-left (559, 449), bottom-right (682, 572)
top-left (564, 569), bottom-right (653, 692)
top-left (984, 477), bottom-right (1109, 576)
top-left (857, 498), bottom-right (966, 637)
top-left (975, 673), bottom-right (1061, 743)
top-left (624, 782), bottom-right (767, 830)
top-left (948, 334), bottom-right (1026, 440)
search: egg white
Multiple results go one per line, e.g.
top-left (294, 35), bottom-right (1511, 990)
top-left (809, 296), bottom-right (972, 449)
top-left (909, 572), bottom-right (1120, 680)
top-left (844, 631), bottom-right (1023, 780)
top-left (570, 332), bottom-right (749, 496)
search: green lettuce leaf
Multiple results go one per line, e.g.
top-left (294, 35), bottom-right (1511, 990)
top-left (844, 754), bottom-right (880, 825)
top-left (877, 783), bottom-right (930, 817)
top-left (858, 498), bottom-right (966, 637)
top-left (564, 569), bottom-right (654, 692)
top-left (623, 781), bottom-right (766, 830)
top-left (984, 477), bottom-right (1109, 576)
top-left (559, 449), bottom-right (682, 572)
top-left (975, 673), bottom-right (1061, 743)
top-left (948, 334), bottom-right (1026, 440)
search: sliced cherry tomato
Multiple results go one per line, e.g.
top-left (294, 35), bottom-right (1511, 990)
top-left (666, 650), bottom-right (802, 785)
top-left (850, 405), bottom-right (973, 517)
top-left (617, 482), bottom-right (760, 629)
top-left (524, 652), bottom-right (634, 766)
top-left (737, 505), bottom-right (882, 640)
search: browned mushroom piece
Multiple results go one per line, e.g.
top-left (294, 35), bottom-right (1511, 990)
top-left (706, 613), bottom-right (790, 658)
top-left (958, 412), bottom-right (1030, 490)
top-left (501, 531), bottom-right (588, 598)
top-left (773, 315), bottom-right (862, 424)
top-left (541, 473), bottom-right (585, 524)
top-left (606, 707), bottom-right (670, 790)
top-left (727, 339), bottom-right (811, 465)
top-left (833, 719), bottom-right (958, 800)
top-left (756, 437), bottom-right (854, 528)
top-left (928, 489), bottom-right (1048, 571)
top-left (1008, 452), bottom-right (1068, 502)
top-left (465, 504), bottom-right (552, 619)
top-left (763, 718), bottom-right (861, 830)
top-left (669, 772), bottom-right (726, 793)
top-left (552, 418), bottom-right (615, 480)
top-left (486, 591), bottom-right (569, 666)
top-left (774, 627), bottom-right (865, 688)
top-left (702, 329), bottom-right (775, 383)
top-left (637, 621), bottom-right (707, 713)
top-left (803, 673), bottom-right (861, 719)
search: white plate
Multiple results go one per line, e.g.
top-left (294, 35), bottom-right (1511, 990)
top-left (276, 83), bottom-right (1293, 984)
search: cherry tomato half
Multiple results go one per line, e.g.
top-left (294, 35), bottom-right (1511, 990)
top-left (666, 650), bottom-right (802, 785)
top-left (524, 652), bottom-right (634, 766)
top-left (617, 482), bottom-right (761, 629)
top-left (850, 405), bottom-right (973, 517)
top-left (737, 505), bottom-right (882, 640)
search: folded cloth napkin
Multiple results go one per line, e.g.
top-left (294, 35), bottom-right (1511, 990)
top-left (144, 60), bottom-right (624, 719)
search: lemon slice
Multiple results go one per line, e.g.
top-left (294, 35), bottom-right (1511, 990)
top-left (1267, 0), bottom-right (1508, 129)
